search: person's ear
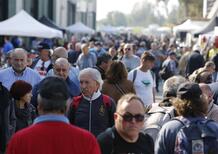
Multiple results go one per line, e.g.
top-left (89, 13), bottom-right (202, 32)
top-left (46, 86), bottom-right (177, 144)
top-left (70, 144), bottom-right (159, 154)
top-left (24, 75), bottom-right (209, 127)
top-left (114, 113), bottom-right (118, 121)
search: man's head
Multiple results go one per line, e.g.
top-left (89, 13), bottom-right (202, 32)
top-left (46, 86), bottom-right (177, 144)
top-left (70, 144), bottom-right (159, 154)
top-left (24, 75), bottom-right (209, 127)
top-left (123, 43), bottom-right (133, 57)
top-left (53, 58), bottom-right (70, 80)
top-left (108, 47), bottom-right (117, 58)
top-left (168, 51), bottom-right (177, 60)
top-left (140, 52), bottom-right (155, 70)
top-left (81, 43), bottom-right (89, 55)
top-left (199, 83), bottom-right (214, 105)
top-left (11, 48), bottom-right (28, 73)
top-left (204, 61), bottom-right (215, 73)
top-left (96, 53), bottom-right (112, 71)
top-left (37, 76), bottom-right (69, 114)
top-left (51, 47), bottom-right (68, 64)
top-left (79, 68), bottom-right (103, 97)
top-left (37, 42), bottom-right (51, 61)
top-left (173, 82), bottom-right (208, 117)
top-left (114, 94), bottom-right (145, 142)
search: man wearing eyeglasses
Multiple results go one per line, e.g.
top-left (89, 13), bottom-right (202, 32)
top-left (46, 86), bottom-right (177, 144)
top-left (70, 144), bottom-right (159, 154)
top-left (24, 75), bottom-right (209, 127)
top-left (121, 43), bottom-right (140, 72)
top-left (97, 94), bottom-right (154, 154)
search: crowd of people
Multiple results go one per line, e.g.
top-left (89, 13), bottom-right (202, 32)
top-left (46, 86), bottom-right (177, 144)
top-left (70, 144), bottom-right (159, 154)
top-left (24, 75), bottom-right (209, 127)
top-left (1, 33), bottom-right (218, 154)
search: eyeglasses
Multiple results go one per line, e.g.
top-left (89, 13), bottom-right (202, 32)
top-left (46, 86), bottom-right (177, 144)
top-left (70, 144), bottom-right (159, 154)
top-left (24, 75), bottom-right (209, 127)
top-left (117, 112), bottom-right (145, 122)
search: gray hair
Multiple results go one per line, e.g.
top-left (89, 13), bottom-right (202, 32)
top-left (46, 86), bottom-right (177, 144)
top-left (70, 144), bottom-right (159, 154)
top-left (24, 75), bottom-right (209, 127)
top-left (79, 68), bottom-right (103, 90)
top-left (163, 75), bottom-right (187, 97)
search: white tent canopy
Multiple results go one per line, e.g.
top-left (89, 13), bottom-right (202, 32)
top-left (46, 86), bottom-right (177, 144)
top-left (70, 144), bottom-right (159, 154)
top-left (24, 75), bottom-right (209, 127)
top-left (173, 19), bottom-right (207, 33)
top-left (0, 10), bottom-right (63, 38)
top-left (98, 25), bottom-right (118, 34)
top-left (66, 22), bottom-right (95, 34)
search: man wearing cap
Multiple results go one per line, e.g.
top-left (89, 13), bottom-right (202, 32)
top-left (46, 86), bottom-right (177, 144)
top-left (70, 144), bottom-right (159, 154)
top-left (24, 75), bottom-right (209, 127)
top-left (0, 48), bottom-right (41, 90)
top-left (155, 82), bottom-right (218, 154)
top-left (31, 42), bottom-right (52, 78)
top-left (6, 76), bottom-right (101, 154)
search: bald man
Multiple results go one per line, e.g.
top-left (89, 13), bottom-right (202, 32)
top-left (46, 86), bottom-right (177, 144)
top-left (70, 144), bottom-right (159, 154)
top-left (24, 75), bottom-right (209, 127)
top-left (31, 58), bottom-right (80, 109)
top-left (97, 94), bottom-right (154, 154)
top-left (47, 47), bottom-right (80, 88)
top-left (0, 48), bottom-right (41, 90)
top-left (199, 83), bottom-right (218, 122)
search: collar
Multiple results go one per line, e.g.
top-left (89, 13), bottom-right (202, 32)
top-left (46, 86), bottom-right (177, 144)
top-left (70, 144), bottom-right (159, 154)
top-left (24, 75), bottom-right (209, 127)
top-left (33, 114), bottom-right (69, 124)
top-left (83, 90), bottom-right (101, 101)
top-left (12, 67), bottom-right (26, 76)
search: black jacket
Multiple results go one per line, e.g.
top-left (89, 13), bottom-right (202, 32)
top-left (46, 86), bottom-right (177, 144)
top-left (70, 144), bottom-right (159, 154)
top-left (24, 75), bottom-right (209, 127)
top-left (67, 94), bottom-right (116, 137)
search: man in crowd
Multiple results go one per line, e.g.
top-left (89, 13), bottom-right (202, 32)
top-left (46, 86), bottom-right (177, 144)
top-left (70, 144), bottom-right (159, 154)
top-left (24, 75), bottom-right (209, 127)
top-left (121, 43), bottom-right (140, 72)
top-left (31, 42), bottom-right (52, 78)
top-left (93, 53), bottom-right (112, 80)
top-left (155, 82), bottom-right (218, 154)
top-left (0, 48), bottom-right (41, 90)
top-left (31, 58), bottom-right (80, 108)
top-left (97, 94), bottom-right (154, 154)
top-left (128, 52), bottom-right (155, 107)
top-left (67, 68), bottom-right (116, 136)
top-left (47, 46), bottom-right (80, 88)
top-left (7, 76), bottom-right (101, 154)
top-left (199, 83), bottom-right (218, 122)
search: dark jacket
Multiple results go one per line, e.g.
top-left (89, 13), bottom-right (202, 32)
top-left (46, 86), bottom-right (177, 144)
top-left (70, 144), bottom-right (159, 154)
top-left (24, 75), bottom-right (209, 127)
top-left (97, 126), bottom-right (154, 154)
top-left (31, 77), bottom-right (81, 109)
top-left (186, 50), bottom-right (204, 77)
top-left (0, 83), bottom-right (16, 153)
top-left (14, 101), bottom-right (36, 132)
top-left (67, 94), bottom-right (116, 137)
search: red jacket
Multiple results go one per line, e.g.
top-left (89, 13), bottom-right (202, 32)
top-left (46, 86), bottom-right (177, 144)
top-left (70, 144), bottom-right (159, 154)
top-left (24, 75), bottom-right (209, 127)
top-left (6, 121), bottom-right (101, 154)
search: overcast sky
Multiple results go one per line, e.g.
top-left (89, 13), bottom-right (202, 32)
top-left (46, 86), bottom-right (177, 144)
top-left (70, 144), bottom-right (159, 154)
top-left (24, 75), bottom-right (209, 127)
top-left (96, 0), bottom-right (143, 21)
top-left (96, 0), bottom-right (179, 21)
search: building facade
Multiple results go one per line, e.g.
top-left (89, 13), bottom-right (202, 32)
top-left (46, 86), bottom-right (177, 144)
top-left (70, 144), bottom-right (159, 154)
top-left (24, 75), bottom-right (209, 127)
top-left (0, 0), bottom-right (96, 29)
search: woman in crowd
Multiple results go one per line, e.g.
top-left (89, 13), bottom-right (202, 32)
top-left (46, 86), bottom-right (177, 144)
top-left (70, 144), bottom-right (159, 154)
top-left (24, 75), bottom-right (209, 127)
top-left (102, 61), bottom-right (135, 103)
top-left (10, 80), bottom-right (36, 132)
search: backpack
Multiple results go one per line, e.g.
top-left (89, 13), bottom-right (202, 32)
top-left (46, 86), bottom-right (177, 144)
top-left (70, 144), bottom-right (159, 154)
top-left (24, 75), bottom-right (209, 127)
top-left (143, 105), bottom-right (175, 142)
top-left (72, 94), bottom-right (111, 111)
top-left (174, 118), bottom-right (218, 154)
top-left (159, 61), bottom-right (173, 80)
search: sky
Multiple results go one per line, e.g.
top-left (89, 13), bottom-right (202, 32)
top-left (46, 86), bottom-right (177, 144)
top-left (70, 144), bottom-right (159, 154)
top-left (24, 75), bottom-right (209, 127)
top-left (96, 0), bottom-right (143, 21)
top-left (96, 0), bottom-right (179, 21)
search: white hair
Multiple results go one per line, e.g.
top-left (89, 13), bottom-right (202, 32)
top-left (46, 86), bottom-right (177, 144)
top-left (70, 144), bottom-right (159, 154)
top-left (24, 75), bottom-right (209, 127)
top-left (79, 68), bottom-right (103, 90)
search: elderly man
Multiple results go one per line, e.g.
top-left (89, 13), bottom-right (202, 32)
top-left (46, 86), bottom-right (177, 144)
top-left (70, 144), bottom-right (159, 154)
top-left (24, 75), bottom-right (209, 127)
top-left (121, 43), bottom-right (140, 72)
top-left (0, 48), bottom-right (41, 90)
top-left (199, 83), bottom-right (218, 122)
top-left (31, 58), bottom-right (80, 108)
top-left (67, 68), bottom-right (116, 136)
top-left (76, 43), bottom-right (97, 70)
top-left (47, 46), bottom-right (80, 88)
top-left (97, 94), bottom-right (154, 154)
top-left (7, 77), bottom-right (101, 154)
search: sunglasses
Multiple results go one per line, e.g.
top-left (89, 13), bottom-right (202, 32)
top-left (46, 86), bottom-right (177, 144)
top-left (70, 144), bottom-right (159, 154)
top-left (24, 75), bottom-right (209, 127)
top-left (117, 112), bottom-right (145, 122)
